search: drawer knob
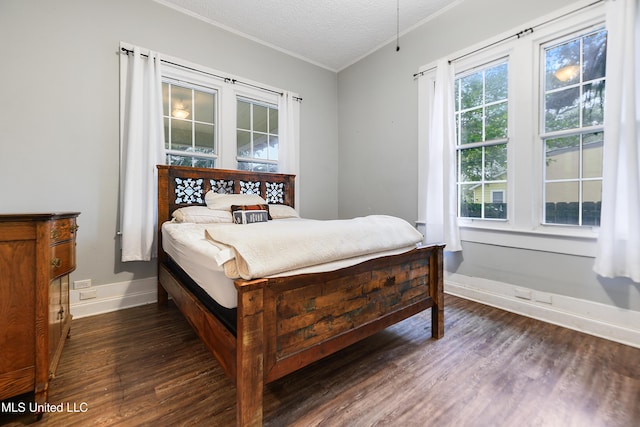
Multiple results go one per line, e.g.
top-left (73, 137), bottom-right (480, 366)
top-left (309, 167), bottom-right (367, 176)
top-left (51, 258), bottom-right (61, 268)
top-left (71, 224), bottom-right (79, 233)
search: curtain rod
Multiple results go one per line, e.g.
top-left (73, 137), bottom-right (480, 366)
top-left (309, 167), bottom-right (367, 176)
top-left (413, 0), bottom-right (605, 79)
top-left (120, 47), bottom-right (302, 102)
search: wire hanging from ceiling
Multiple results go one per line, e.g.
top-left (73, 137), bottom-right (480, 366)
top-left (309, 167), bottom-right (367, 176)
top-left (396, 0), bottom-right (401, 52)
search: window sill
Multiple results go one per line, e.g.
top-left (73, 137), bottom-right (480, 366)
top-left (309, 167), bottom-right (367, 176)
top-left (458, 222), bottom-right (598, 257)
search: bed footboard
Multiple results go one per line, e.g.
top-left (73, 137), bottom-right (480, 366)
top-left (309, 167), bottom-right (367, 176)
top-left (234, 244), bottom-right (444, 425)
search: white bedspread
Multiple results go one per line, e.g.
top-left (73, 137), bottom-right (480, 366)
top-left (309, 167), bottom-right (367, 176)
top-left (204, 215), bottom-right (423, 280)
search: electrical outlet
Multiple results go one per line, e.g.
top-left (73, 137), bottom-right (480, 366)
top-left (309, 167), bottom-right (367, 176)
top-left (535, 292), bottom-right (553, 304)
top-left (79, 289), bottom-right (97, 300)
top-left (514, 288), bottom-right (532, 300)
top-left (74, 279), bottom-right (92, 290)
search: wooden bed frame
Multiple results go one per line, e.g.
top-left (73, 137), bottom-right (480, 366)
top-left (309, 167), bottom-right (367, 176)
top-left (156, 165), bottom-right (444, 426)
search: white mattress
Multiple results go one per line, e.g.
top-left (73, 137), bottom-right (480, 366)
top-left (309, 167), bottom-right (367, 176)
top-left (162, 220), bottom-right (418, 309)
top-left (162, 222), bottom-right (237, 308)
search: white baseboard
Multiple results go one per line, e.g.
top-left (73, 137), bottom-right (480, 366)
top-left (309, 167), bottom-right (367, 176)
top-left (70, 277), bottom-right (158, 319)
top-left (69, 273), bottom-right (640, 349)
top-left (446, 273), bottom-right (640, 349)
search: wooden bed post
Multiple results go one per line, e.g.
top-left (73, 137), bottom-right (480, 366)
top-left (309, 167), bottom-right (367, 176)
top-left (157, 166), bottom-right (169, 306)
top-left (235, 279), bottom-right (267, 426)
top-left (430, 245), bottom-right (445, 339)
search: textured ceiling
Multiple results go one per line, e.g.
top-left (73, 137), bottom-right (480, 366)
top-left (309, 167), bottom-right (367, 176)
top-left (155, 0), bottom-right (461, 72)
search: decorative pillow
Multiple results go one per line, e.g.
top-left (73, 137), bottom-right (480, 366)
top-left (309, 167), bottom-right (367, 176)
top-left (230, 204), bottom-right (272, 220)
top-left (172, 206), bottom-right (233, 223)
top-left (205, 192), bottom-right (267, 211)
top-left (268, 204), bottom-right (300, 219)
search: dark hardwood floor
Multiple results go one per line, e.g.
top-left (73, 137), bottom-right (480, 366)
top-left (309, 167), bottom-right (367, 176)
top-left (2, 294), bottom-right (639, 426)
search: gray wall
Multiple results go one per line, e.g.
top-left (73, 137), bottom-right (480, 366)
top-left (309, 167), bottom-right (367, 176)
top-left (0, 0), bottom-right (339, 287)
top-left (337, 0), bottom-right (640, 311)
top-left (2, 0), bottom-right (638, 313)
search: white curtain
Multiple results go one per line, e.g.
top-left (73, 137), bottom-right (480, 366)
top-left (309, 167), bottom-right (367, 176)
top-left (418, 59), bottom-right (462, 251)
top-left (120, 46), bottom-right (166, 262)
top-left (278, 92), bottom-right (301, 209)
top-left (593, 0), bottom-right (640, 282)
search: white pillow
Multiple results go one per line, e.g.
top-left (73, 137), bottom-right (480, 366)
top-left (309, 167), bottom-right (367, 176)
top-left (205, 191), bottom-right (267, 210)
top-left (268, 204), bottom-right (300, 219)
top-left (172, 206), bottom-right (233, 223)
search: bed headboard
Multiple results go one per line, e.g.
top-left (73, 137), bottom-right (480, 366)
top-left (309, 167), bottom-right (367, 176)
top-left (157, 165), bottom-right (296, 261)
top-left (157, 164), bottom-right (296, 222)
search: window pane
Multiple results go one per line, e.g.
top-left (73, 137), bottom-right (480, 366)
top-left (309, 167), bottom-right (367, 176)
top-left (485, 102), bottom-right (508, 140)
top-left (484, 144), bottom-right (507, 180)
top-left (194, 90), bottom-right (214, 124)
top-left (237, 130), bottom-right (251, 157)
top-left (167, 154), bottom-right (193, 167)
top-left (459, 184), bottom-right (481, 218)
top-left (237, 100), bottom-right (250, 130)
top-left (171, 85), bottom-right (192, 119)
top-left (253, 104), bottom-right (268, 132)
top-left (582, 180), bottom-right (602, 226)
top-left (582, 81), bottom-right (605, 127)
top-left (168, 155), bottom-right (214, 168)
top-left (460, 147), bottom-right (482, 182)
top-left (545, 87), bottom-right (580, 132)
top-left (164, 117), bottom-right (169, 147)
top-left (545, 181), bottom-right (579, 224)
top-left (485, 63), bottom-right (508, 103)
top-left (238, 161), bottom-right (278, 173)
top-left (195, 123), bottom-right (215, 154)
top-left (171, 119), bottom-right (192, 151)
top-left (269, 108), bottom-right (279, 134)
top-left (485, 185), bottom-right (507, 219)
top-left (583, 30), bottom-right (607, 81)
top-left (460, 72), bottom-right (483, 109)
top-left (252, 133), bottom-right (268, 159)
top-left (269, 136), bottom-right (279, 160)
top-left (192, 157), bottom-right (215, 168)
top-left (460, 109), bottom-right (483, 144)
top-left (545, 135), bottom-right (580, 180)
top-left (545, 39), bottom-right (580, 90)
top-left (162, 83), bottom-right (169, 116)
top-left (583, 132), bottom-right (603, 178)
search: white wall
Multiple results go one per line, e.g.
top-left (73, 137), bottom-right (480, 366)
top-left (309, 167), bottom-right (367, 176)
top-left (0, 0), bottom-right (339, 314)
top-left (337, 0), bottom-right (640, 335)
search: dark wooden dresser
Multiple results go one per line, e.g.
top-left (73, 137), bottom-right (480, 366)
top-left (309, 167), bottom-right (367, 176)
top-left (0, 213), bottom-right (79, 405)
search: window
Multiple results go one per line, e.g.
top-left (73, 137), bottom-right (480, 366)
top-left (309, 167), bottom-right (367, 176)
top-left (162, 80), bottom-right (217, 168)
top-left (455, 61), bottom-right (508, 220)
top-left (236, 97), bottom-right (279, 172)
top-left (542, 29), bottom-right (606, 226)
top-left (153, 55), bottom-right (296, 173)
top-left (417, 2), bottom-right (607, 253)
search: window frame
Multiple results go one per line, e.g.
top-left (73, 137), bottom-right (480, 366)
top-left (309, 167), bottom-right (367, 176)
top-left (162, 78), bottom-right (220, 168)
top-left (454, 58), bottom-right (510, 221)
top-left (417, 0), bottom-right (606, 257)
top-left (539, 27), bottom-right (606, 227)
top-left (236, 95), bottom-right (280, 172)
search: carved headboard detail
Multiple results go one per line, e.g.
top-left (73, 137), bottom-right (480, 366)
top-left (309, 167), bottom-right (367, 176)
top-left (157, 164), bottom-right (296, 223)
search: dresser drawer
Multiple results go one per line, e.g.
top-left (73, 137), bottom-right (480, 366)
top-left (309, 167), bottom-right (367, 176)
top-left (50, 218), bottom-right (77, 244)
top-left (50, 241), bottom-right (76, 279)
